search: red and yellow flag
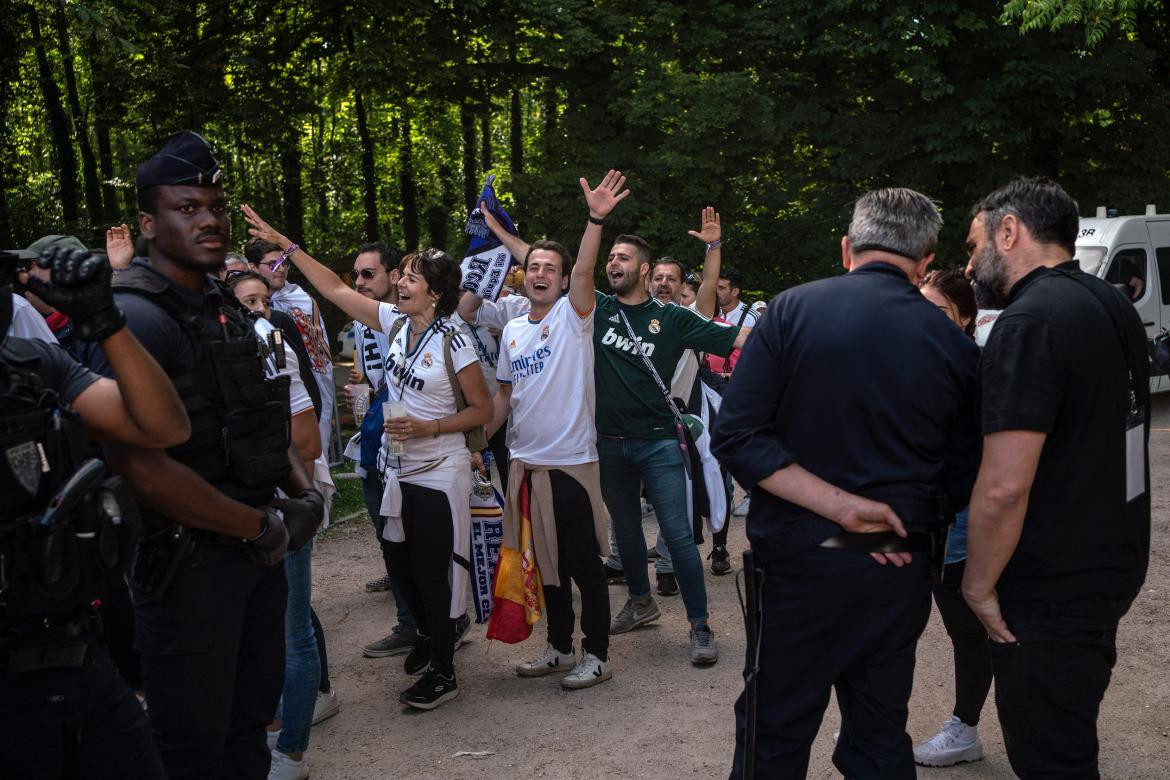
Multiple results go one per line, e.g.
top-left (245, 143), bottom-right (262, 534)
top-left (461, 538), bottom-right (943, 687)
top-left (486, 475), bottom-right (544, 643)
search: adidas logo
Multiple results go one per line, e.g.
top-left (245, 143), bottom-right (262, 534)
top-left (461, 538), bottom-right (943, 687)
top-left (608, 314), bottom-right (620, 323)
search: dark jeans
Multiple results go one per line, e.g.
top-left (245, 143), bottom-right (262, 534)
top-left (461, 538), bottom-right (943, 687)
top-left (132, 543), bottom-right (287, 780)
top-left (541, 470), bottom-right (611, 661)
top-left (361, 472), bottom-right (416, 629)
top-left (0, 643), bottom-right (165, 779)
top-left (731, 546), bottom-right (931, 780)
top-left (384, 482), bottom-right (456, 671)
top-left (310, 608), bottom-right (331, 693)
top-left (931, 560), bottom-right (992, 726)
top-left (488, 422), bottom-right (510, 494)
top-left (992, 600), bottom-right (1121, 779)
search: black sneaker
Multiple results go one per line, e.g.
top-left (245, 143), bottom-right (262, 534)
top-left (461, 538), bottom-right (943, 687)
top-left (404, 636), bottom-right (431, 676)
top-left (400, 666), bottom-right (458, 710)
top-left (709, 545), bottom-right (732, 576)
top-left (454, 613), bottom-right (472, 651)
top-left (656, 572), bottom-right (679, 596)
top-left (604, 564), bottom-right (626, 585)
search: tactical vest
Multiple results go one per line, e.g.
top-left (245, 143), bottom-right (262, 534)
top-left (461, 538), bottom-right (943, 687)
top-left (0, 339), bottom-right (134, 632)
top-left (112, 267), bottom-right (292, 511)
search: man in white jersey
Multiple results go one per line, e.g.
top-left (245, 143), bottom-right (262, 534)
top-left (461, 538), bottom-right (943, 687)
top-left (247, 237), bottom-right (338, 463)
top-left (466, 171), bottom-right (627, 688)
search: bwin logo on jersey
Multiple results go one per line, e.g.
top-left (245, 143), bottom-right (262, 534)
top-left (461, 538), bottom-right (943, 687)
top-left (600, 327), bottom-right (656, 357)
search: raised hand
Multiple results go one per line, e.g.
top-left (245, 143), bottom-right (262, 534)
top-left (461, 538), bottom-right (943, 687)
top-left (687, 206), bottom-right (721, 244)
top-left (579, 170), bottom-right (631, 220)
top-left (479, 201), bottom-right (507, 239)
top-left (241, 204), bottom-right (291, 251)
top-left (105, 223), bottom-right (134, 270)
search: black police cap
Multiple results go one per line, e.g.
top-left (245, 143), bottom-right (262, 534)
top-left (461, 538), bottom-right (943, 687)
top-left (136, 131), bottom-right (223, 211)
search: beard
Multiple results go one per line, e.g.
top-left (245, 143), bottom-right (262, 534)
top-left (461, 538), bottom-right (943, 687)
top-left (971, 244), bottom-right (1011, 310)
top-left (609, 271), bottom-right (640, 296)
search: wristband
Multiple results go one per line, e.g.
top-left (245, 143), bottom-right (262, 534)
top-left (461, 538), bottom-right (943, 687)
top-left (706, 239), bottom-right (722, 251)
top-left (274, 242), bottom-right (298, 271)
top-left (434, 419), bottom-right (442, 438)
top-left (588, 215), bottom-right (605, 226)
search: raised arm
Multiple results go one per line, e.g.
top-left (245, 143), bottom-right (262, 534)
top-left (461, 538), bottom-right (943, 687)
top-left (687, 206), bottom-right (721, 318)
top-left (242, 204), bottom-right (381, 331)
top-left (480, 201), bottom-right (532, 262)
top-left (574, 169), bottom-right (630, 313)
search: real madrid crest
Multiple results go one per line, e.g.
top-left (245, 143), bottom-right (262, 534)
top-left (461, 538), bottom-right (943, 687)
top-left (540, 324), bottom-right (550, 341)
top-left (648, 319), bottom-right (661, 334)
top-left (421, 352), bottom-right (434, 368)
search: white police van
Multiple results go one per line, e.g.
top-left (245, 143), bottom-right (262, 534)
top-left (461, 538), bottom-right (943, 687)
top-left (1073, 206), bottom-right (1170, 391)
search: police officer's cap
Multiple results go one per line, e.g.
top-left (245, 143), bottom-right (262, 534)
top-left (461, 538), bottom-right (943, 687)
top-left (136, 131), bottom-right (223, 211)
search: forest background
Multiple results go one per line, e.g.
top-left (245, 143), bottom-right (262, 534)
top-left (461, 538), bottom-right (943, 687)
top-left (3, 0), bottom-right (1169, 321)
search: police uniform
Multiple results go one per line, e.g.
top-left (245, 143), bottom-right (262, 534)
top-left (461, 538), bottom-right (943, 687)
top-left (712, 262), bottom-right (980, 778)
top-left (0, 330), bottom-right (165, 779)
top-left (77, 133), bottom-right (300, 780)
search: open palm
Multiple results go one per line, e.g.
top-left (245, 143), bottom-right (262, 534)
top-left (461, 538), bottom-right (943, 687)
top-left (580, 169), bottom-right (630, 219)
top-left (687, 206), bottom-right (721, 244)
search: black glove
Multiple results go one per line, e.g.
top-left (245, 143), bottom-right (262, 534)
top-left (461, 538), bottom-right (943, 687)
top-left (24, 247), bottom-right (126, 342)
top-left (272, 488), bottom-right (325, 551)
top-left (246, 508), bottom-right (289, 566)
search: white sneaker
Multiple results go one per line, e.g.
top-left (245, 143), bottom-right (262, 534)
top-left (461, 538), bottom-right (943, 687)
top-left (913, 715), bottom-right (984, 767)
top-left (561, 652), bottom-right (612, 689)
top-left (311, 687), bottom-right (340, 726)
top-left (515, 643), bottom-right (576, 677)
top-left (266, 728), bottom-right (280, 752)
top-left (268, 749), bottom-right (309, 780)
top-left (640, 498), bottom-right (654, 516)
top-left (733, 496), bottom-right (751, 516)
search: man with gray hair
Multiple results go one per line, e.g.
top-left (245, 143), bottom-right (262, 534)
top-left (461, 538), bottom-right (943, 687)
top-left (712, 187), bottom-right (980, 778)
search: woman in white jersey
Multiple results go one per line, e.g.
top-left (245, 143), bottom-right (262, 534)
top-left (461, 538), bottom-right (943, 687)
top-left (240, 206), bottom-right (493, 711)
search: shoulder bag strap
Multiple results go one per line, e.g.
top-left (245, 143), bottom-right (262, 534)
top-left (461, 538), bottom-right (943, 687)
top-left (616, 309), bottom-right (685, 428)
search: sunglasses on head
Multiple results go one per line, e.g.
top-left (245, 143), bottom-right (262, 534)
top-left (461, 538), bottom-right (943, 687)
top-left (686, 273), bottom-right (700, 284)
top-left (352, 268), bottom-right (378, 280)
top-left (225, 269), bottom-right (248, 280)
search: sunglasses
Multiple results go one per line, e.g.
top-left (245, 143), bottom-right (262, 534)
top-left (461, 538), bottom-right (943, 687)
top-left (224, 269), bottom-right (248, 280)
top-left (686, 273), bottom-right (700, 284)
top-left (352, 268), bottom-right (378, 280)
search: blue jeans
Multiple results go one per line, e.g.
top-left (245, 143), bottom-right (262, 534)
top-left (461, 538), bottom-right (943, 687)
top-left (276, 543), bottom-right (320, 755)
top-left (598, 436), bottom-right (708, 623)
top-left (607, 521), bottom-right (673, 574)
top-left (361, 473), bottom-right (416, 629)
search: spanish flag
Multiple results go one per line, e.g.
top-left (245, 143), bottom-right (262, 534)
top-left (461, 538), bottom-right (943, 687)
top-left (486, 475), bottom-right (544, 643)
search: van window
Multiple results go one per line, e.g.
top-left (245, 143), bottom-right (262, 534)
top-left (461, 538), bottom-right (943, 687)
top-left (1157, 249), bottom-right (1170, 306)
top-left (1104, 248), bottom-right (1148, 302)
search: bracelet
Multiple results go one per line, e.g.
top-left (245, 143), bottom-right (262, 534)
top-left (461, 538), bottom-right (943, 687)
top-left (434, 419), bottom-right (442, 438)
top-left (280, 242), bottom-right (299, 263)
top-left (706, 239), bottom-right (722, 251)
top-left (588, 214), bottom-right (605, 226)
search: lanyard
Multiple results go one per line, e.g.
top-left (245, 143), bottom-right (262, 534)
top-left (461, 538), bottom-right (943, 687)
top-left (394, 320), bottom-right (438, 402)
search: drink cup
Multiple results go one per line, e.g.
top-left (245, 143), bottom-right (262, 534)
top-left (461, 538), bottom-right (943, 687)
top-left (347, 384), bottom-right (371, 419)
top-left (384, 401), bottom-right (408, 455)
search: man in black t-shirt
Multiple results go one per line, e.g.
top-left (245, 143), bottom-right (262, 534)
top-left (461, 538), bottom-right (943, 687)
top-left (962, 178), bottom-right (1150, 778)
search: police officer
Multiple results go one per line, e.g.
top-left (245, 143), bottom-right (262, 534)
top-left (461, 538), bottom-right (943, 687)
top-left (78, 132), bottom-right (324, 780)
top-left (0, 246), bottom-right (190, 778)
top-left (711, 188), bottom-right (980, 779)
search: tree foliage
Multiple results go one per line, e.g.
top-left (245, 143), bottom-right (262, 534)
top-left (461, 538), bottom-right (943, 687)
top-left (4, 0), bottom-right (1170, 320)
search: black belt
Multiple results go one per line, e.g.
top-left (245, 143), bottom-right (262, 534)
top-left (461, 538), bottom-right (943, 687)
top-left (819, 531), bottom-right (932, 554)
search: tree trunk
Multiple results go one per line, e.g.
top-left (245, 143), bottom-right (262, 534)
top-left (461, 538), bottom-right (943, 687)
top-left (461, 102), bottom-right (477, 210)
top-left (510, 88), bottom-right (523, 175)
top-left (480, 111), bottom-right (492, 172)
top-left (280, 138), bottom-right (305, 245)
top-left (94, 118), bottom-right (118, 224)
top-left (400, 108), bottom-right (420, 251)
top-left (354, 87), bottom-right (379, 241)
top-left (543, 81), bottom-right (557, 149)
top-left (53, 4), bottom-right (101, 227)
top-left (27, 4), bottom-right (79, 224)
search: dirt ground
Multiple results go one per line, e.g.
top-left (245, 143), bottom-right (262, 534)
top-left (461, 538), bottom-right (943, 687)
top-left (306, 396), bottom-right (1170, 779)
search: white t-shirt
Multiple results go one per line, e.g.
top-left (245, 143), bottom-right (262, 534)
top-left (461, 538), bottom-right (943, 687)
top-left (254, 317), bottom-right (314, 417)
top-left (7, 294), bottom-right (58, 343)
top-left (670, 301), bottom-right (703, 403)
top-left (497, 295), bottom-right (597, 465)
top-left (475, 295), bottom-right (532, 331)
top-left (451, 312), bottom-right (501, 396)
top-left (974, 309), bottom-right (1001, 348)
top-left (376, 303), bottom-right (479, 466)
top-left (354, 317), bottom-right (392, 391)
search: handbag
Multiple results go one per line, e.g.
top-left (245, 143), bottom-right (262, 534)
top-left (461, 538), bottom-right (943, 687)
top-left (616, 309), bottom-right (694, 480)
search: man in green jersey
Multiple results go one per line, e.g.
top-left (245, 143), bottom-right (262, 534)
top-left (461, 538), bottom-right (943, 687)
top-left (595, 234), bottom-right (750, 665)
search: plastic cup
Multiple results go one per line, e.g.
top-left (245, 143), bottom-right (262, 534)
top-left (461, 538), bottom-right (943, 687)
top-left (347, 385), bottom-right (371, 419)
top-left (384, 401), bottom-right (407, 455)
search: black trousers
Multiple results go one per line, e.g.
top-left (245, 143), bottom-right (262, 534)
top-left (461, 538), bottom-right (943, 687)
top-left (992, 600), bottom-right (1121, 779)
top-left (133, 543), bottom-right (287, 780)
top-left (731, 546), bottom-right (931, 780)
top-left (384, 481), bottom-right (456, 671)
top-left (931, 560), bottom-right (992, 726)
top-left (0, 643), bottom-right (165, 779)
top-left (488, 423), bottom-right (510, 494)
top-left (541, 470), bottom-right (611, 661)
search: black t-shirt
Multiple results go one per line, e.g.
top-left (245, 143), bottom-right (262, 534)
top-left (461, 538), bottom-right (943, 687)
top-left (9, 337), bottom-right (100, 403)
top-left (982, 266), bottom-right (1150, 605)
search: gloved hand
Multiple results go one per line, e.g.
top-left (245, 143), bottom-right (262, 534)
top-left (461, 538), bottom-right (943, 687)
top-left (24, 247), bottom-right (126, 342)
top-left (272, 488), bottom-right (325, 551)
top-left (246, 508), bottom-right (289, 566)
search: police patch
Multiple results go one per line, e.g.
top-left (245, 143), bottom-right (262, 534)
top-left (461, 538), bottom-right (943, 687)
top-left (6, 441), bottom-right (41, 495)
top-left (648, 319), bottom-right (661, 334)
